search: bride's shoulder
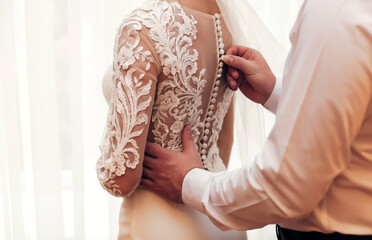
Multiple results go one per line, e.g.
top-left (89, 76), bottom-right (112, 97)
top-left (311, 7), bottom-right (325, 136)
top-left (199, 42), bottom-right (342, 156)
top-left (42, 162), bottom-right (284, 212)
top-left (115, 0), bottom-right (197, 44)
top-left (113, 0), bottom-right (198, 63)
top-left (124, 1), bottom-right (183, 21)
top-left (122, 0), bottom-right (196, 28)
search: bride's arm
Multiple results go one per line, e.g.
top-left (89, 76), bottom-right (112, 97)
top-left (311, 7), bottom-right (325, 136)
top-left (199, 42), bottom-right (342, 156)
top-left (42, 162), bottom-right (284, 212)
top-left (96, 20), bottom-right (160, 197)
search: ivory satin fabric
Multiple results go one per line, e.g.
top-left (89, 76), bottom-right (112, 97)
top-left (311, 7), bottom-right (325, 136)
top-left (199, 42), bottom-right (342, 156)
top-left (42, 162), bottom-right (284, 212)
top-left (183, 0), bottom-right (372, 235)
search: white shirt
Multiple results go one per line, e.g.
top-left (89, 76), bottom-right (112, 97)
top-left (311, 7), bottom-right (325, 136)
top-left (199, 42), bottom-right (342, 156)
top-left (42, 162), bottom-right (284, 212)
top-left (182, 0), bottom-right (372, 234)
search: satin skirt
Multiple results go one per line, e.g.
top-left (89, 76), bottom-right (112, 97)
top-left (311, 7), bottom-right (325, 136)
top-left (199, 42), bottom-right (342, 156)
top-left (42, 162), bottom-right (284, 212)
top-left (118, 189), bottom-right (247, 240)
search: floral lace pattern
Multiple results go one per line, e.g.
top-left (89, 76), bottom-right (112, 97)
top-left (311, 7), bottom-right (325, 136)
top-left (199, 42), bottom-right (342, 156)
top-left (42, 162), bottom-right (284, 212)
top-left (97, 0), bottom-right (234, 196)
top-left (96, 10), bottom-right (155, 197)
top-left (146, 2), bottom-right (207, 150)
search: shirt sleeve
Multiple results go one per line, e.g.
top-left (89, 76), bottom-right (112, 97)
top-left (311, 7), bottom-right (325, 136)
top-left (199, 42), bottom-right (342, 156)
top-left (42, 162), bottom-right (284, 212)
top-left (96, 18), bottom-right (161, 197)
top-left (182, 1), bottom-right (372, 230)
top-left (263, 77), bottom-right (282, 114)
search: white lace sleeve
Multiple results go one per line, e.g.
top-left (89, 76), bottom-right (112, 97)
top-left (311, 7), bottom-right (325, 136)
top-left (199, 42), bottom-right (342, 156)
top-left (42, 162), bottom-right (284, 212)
top-left (96, 18), bottom-right (160, 197)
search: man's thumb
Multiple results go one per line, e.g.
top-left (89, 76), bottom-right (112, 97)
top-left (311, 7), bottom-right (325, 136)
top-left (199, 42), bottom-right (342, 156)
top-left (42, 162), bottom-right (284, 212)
top-left (182, 125), bottom-right (196, 153)
top-left (222, 55), bottom-right (253, 74)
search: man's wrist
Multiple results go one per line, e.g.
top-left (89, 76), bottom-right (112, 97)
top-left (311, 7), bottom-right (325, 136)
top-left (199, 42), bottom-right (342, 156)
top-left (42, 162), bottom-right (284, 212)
top-left (181, 168), bottom-right (213, 213)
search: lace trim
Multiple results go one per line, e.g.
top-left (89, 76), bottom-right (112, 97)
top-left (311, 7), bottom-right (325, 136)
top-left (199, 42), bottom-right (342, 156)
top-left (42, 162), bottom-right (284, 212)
top-left (205, 89), bottom-right (234, 172)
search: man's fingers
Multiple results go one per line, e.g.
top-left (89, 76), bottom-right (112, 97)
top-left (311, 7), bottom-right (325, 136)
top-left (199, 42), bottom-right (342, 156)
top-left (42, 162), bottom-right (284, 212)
top-left (228, 67), bottom-right (240, 80)
top-left (182, 125), bottom-right (196, 153)
top-left (145, 141), bottom-right (169, 158)
top-left (142, 165), bottom-right (155, 180)
top-left (222, 55), bottom-right (254, 75)
top-left (140, 178), bottom-right (153, 188)
top-left (143, 154), bottom-right (157, 169)
top-left (226, 67), bottom-right (241, 91)
top-left (227, 73), bottom-right (238, 91)
top-left (225, 45), bottom-right (253, 57)
top-left (236, 73), bottom-right (245, 90)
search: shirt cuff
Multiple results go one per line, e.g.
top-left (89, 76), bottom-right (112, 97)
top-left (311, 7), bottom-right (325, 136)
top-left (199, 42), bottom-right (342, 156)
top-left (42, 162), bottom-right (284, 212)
top-left (182, 168), bottom-right (213, 214)
top-left (263, 77), bottom-right (282, 114)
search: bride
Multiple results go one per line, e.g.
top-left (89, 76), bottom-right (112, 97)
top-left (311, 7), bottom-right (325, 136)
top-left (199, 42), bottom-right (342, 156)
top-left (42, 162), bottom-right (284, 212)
top-left (96, 0), bottom-right (285, 239)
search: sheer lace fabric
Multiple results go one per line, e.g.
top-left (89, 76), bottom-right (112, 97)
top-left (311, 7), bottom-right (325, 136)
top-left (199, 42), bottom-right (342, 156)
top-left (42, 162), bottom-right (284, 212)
top-left (97, 0), bottom-right (234, 197)
top-left (97, 1), bottom-right (247, 239)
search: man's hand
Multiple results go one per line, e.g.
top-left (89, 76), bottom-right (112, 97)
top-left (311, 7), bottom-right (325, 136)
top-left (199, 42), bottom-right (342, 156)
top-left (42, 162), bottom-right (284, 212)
top-left (223, 45), bottom-right (276, 104)
top-left (141, 126), bottom-right (204, 204)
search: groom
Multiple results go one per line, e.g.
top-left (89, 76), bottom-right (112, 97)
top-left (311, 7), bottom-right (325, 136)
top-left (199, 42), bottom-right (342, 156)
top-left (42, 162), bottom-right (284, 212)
top-left (141, 0), bottom-right (372, 239)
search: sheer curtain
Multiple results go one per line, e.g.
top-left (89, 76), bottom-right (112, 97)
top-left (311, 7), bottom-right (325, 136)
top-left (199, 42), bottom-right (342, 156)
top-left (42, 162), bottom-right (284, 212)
top-left (0, 0), bottom-right (302, 239)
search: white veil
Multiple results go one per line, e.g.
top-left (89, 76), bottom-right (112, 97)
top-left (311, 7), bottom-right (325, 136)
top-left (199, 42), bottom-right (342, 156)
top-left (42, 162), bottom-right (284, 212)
top-left (216, 0), bottom-right (287, 166)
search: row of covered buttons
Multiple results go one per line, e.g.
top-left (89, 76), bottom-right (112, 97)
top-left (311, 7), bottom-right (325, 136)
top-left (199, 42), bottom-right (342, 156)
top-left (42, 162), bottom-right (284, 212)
top-left (200, 13), bottom-right (225, 168)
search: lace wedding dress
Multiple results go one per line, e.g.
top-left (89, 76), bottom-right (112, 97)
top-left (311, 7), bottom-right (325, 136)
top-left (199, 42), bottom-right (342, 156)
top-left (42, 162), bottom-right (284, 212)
top-left (97, 0), bottom-right (247, 239)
